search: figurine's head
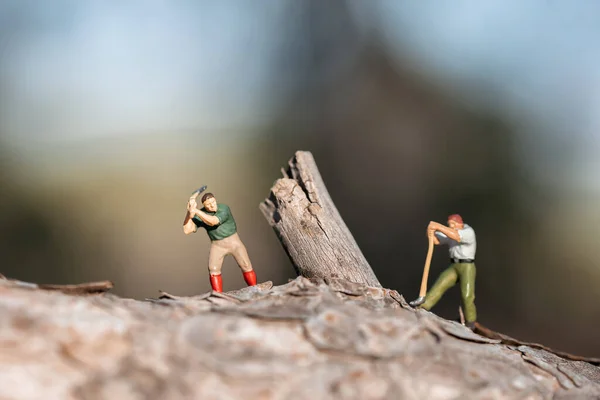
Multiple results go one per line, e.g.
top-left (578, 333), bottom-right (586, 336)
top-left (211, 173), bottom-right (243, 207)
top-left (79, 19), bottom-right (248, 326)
top-left (447, 214), bottom-right (464, 230)
top-left (201, 193), bottom-right (218, 212)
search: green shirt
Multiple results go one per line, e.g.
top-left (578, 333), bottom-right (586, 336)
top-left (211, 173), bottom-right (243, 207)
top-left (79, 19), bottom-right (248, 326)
top-left (192, 203), bottom-right (237, 241)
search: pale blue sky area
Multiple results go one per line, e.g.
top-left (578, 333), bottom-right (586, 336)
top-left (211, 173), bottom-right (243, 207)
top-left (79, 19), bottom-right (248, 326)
top-left (1, 0), bottom-right (599, 167)
top-left (376, 1), bottom-right (600, 137)
top-left (370, 1), bottom-right (600, 188)
top-left (0, 1), bottom-right (288, 141)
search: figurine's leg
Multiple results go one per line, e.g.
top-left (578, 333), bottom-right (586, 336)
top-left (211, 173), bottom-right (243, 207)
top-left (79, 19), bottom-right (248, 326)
top-left (229, 234), bottom-right (257, 286)
top-left (209, 274), bottom-right (223, 293)
top-left (242, 270), bottom-right (257, 286)
top-left (420, 266), bottom-right (458, 310)
top-left (208, 242), bottom-right (227, 292)
top-left (457, 263), bottom-right (477, 323)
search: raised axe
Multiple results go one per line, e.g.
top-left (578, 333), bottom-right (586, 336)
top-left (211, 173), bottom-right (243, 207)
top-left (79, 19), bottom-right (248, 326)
top-left (190, 185), bottom-right (208, 200)
top-left (187, 185), bottom-right (207, 211)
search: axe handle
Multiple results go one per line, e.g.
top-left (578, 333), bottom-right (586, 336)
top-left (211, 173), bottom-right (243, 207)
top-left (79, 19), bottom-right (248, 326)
top-left (418, 234), bottom-right (435, 298)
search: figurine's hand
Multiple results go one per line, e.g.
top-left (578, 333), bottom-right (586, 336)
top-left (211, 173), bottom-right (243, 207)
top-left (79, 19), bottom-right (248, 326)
top-left (187, 198), bottom-right (197, 214)
top-left (427, 221), bottom-right (436, 236)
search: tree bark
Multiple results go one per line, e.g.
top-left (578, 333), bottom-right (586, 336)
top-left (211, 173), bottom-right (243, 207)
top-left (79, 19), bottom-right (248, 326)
top-left (260, 151), bottom-right (381, 287)
top-left (0, 276), bottom-right (599, 399)
top-left (1, 150), bottom-right (599, 399)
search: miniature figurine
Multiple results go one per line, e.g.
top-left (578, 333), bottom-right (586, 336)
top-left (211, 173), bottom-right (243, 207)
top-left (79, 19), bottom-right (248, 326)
top-left (410, 214), bottom-right (477, 328)
top-left (183, 187), bottom-right (257, 292)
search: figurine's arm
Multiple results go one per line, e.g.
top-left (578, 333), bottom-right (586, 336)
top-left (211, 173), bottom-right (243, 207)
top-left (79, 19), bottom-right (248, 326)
top-left (428, 221), bottom-right (461, 242)
top-left (182, 213), bottom-right (197, 235)
top-left (182, 197), bottom-right (199, 235)
top-left (192, 209), bottom-right (220, 227)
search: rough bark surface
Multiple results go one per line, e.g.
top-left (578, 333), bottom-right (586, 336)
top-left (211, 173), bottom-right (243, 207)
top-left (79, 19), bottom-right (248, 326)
top-left (2, 150), bottom-right (599, 399)
top-left (1, 276), bottom-right (599, 400)
top-left (260, 151), bottom-right (381, 287)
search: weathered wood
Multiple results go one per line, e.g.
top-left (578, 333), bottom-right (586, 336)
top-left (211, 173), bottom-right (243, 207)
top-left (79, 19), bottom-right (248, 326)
top-left (0, 276), bottom-right (598, 399)
top-left (260, 151), bottom-right (382, 287)
top-left (474, 323), bottom-right (600, 365)
top-left (38, 281), bottom-right (114, 295)
top-left (0, 274), bottom-right (113, 295)
top-left (1, 150), bottom-right (599, 399)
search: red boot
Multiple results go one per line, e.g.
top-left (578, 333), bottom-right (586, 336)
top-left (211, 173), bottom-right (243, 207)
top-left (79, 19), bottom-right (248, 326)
top-left (243, 270), bottom-right (257, 286)
top-left (210, 274), bottom-right (223, 292)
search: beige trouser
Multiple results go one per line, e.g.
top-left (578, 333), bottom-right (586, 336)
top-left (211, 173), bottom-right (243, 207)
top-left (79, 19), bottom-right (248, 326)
top-left (208, 233), bottom-right (253, 275)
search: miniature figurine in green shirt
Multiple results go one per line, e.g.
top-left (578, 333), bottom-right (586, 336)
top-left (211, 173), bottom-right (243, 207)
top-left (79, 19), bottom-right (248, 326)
top-left (183, 192), bottom-right (257, 292)
top-left (410, 214), bottom-right (477, 328)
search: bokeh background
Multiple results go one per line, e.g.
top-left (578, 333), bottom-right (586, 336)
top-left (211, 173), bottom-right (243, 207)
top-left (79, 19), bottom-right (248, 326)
top-left (1, 1), bottom-right (599, 356)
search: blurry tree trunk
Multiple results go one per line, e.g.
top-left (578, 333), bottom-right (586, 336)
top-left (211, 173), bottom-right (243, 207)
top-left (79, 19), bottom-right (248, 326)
top-left (260, 151), bottom-right (381, 287)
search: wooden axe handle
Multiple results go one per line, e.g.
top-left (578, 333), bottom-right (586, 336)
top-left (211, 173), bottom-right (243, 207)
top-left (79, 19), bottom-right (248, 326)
top-left (418, 234), bottom-right (435, 298)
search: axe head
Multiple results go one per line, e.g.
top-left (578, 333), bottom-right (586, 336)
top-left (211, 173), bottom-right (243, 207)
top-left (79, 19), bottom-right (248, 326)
top-left (191, 185), bottom-right (208, 198)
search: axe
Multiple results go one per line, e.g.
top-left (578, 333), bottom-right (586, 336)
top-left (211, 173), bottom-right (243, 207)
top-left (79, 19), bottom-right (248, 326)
top-left (410, 234), bottom-right (435, 307)
top-left (187, 185), bottom-right (207, 212)
top-left (183, 185), bottom-right (207, 229)
top-left (190, 185), bottom-right (208, 200)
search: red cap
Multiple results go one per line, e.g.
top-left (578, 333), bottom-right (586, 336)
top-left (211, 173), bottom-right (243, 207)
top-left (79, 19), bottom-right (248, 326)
top-left (448, 214), bottom-right (463, 224)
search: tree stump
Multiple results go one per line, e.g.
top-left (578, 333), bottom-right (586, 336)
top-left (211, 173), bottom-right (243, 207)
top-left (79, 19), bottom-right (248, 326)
top-left (260, 151), bottom-right (381, 287)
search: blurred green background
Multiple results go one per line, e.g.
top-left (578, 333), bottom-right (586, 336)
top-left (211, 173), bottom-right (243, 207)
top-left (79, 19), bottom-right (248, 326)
top-left (1, 1), bottom-right (599, 356)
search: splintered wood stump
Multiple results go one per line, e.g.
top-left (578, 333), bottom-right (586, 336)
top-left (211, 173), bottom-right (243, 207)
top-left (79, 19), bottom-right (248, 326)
top-left (260, 151), bottom-right (381, 288)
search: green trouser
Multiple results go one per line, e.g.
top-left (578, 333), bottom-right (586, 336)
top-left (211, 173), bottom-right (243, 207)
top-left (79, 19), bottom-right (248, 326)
top-left (421, 262), bottom-right (477, 323)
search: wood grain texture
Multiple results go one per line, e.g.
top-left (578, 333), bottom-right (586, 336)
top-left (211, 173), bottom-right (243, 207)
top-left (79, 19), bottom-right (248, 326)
top-left (0, 274), bottom-right (113, 295)
top-left (2, 150), bottom-right (599, 399)
top-left (0, 276), bottom-right (598, 400)
top-left (260, 151), bottom-right (381, 288)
